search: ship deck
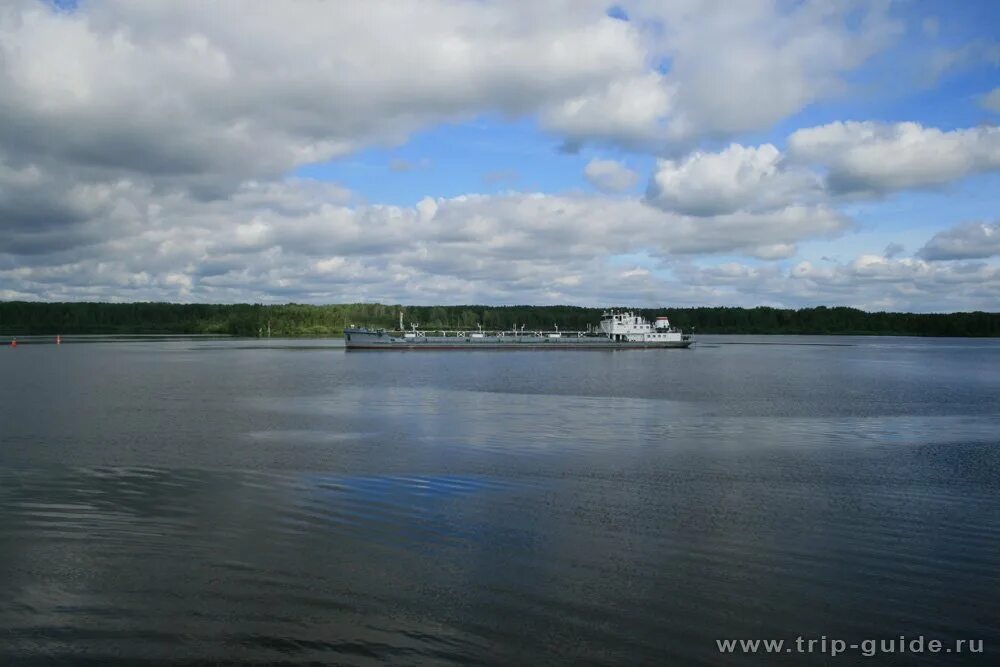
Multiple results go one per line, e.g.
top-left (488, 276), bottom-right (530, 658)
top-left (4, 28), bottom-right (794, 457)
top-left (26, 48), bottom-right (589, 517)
top-left (343, 330), bottom-right (692, 349)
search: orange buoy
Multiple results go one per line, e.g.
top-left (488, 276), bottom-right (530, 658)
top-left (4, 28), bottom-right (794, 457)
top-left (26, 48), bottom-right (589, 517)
top-left (10, 338), bottom-right (16, 348)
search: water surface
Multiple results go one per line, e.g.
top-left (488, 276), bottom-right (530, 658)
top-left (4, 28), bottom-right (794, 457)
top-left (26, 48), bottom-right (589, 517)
top-left (1, 336), bottom-right (998, 664)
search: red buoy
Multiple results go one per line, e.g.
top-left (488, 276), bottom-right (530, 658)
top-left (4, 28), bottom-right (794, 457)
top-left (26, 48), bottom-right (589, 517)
top-left (10, 338), bottom-right (16, 348)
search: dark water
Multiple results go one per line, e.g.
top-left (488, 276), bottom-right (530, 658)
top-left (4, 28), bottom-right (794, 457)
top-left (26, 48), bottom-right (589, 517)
top-left (1, 336), bottom-right (998, 664)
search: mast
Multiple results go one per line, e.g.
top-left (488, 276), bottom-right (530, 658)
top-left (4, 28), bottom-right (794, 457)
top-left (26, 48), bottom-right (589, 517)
top-left (399, 310), bottom-right (404, 332)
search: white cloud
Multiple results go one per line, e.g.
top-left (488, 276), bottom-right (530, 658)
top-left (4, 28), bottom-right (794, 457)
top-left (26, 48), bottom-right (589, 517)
top-left (5, 172), bottom-right (997, 310)
top-left (678, 255), bottom-right (1000, 312)
top-left (541, 72), bottom-right (675, 147)
top-left (647, 143), bottom-right (820, 215)
top-left (632, 0), bottom-right (901, 140)
top-left (0, 0), bottom-right (903, 185)
top-left (788, 121), bottom-right (1000, 194)
top-left (0, 0), bottom-right (652, 190)
top-left (750, 244), bottom-right (797, 261)
top-left (0, 176), bottom-right (853, 304)
top-left (583, 158), bottom-right (639, 193)
top-left (918, 221), bottom-right (1000, 261)
top-left (648, 123), bottom-right (1000, 215)
top-left (543, 1), bottom-right (901, 147)
top-left (1, 2), bottom-right (995, 311)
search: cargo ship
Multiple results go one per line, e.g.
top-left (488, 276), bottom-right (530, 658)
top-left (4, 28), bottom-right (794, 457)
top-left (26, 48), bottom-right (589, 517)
top-left (343, 310), bottom-right (693, 349)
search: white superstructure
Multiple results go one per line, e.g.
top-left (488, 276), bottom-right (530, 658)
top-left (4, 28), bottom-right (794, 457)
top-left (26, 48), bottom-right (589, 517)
top-left (599, 310), bottom-right (685, 343)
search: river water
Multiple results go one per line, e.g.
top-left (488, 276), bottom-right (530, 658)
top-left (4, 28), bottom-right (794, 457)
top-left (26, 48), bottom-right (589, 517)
top-left (1, 336), bottom-right (998, 664)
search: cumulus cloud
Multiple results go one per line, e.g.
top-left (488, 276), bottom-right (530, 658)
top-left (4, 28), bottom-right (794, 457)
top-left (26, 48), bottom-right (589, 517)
top-left (677, 255), bottom-right (1000, 312)
top-left (648, 123), bottom-right (1000, 216)
top-left (541, 72), bottom-right (675, 147)
top-left (0, 0), bottom-right (903, 185)
top-left (0, 175), bottom-right (853, 304)
top-left (750, 244), bottom-right (798, 261)
top-left (647, 143), bottom-right (821, 215)
top-left (583, 158), bottom-right (639, 193)
top-left (0, 0), bottom-right (655, 192)
top-left (788, 121), bottom-right (1000, 195)
top-left (543, 1), bottom-right (901, 147)
top-left (3, 166), bottom-right (996, 309)
top-left (918, 221), bottom-right (1000, 261)
top-left (790, 255), bottom-right (1000, 311)
top-left (2, 1), bottom-right (996, 310)
top-left (632, 0), bottom-right (901, 141)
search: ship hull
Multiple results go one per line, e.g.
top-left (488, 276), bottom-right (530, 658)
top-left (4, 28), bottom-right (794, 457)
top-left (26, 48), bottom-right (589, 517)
top-left (343, 329), bottom-right (693, 350)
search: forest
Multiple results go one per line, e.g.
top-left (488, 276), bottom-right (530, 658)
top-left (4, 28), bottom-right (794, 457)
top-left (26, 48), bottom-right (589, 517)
top-left (1, 301), bottom-right (998, 337)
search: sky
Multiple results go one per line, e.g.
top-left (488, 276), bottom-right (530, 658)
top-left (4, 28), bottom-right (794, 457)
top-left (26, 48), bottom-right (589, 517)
top-left (0, 0), bottom-right (998, 311)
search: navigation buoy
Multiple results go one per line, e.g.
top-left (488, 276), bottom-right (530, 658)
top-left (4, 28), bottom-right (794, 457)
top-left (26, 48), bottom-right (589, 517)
top-left (10, 338), bottom-right (16, 348)
top-left (56, 335), bottom-right (61, 345)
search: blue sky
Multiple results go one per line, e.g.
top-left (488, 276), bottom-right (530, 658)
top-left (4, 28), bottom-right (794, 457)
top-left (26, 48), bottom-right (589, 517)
top-left (0, 0), bottom-right (998, 310)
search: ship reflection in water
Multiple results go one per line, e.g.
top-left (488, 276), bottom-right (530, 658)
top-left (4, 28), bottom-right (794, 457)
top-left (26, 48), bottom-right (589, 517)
top-left (0, 335), bottom-right (998, 664)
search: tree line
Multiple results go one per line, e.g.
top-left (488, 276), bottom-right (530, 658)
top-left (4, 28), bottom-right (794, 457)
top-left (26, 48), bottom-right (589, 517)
top-left (0, 301), bottom-right (997, 337)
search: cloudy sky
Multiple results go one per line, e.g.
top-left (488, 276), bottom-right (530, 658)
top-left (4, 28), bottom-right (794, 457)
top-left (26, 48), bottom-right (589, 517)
top-left (1, 0), bottom-right (998, 311)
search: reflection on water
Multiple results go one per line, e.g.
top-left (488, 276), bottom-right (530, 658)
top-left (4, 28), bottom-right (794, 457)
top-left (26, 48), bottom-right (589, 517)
top-left (1, 336), bottom-right (998, 664)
